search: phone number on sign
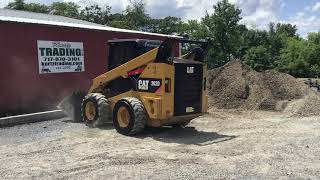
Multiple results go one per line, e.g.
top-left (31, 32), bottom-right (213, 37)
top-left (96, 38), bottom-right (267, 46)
top-left (43, 57), bottom-right (81, 62)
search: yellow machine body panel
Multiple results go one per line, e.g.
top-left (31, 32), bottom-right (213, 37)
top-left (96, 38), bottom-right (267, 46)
top-left (105, 61), bottom-right (207, 127)
top-left (135, 63), bottom-right (175, 127)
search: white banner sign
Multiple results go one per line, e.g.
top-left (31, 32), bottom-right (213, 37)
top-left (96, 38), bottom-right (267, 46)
top-left (37, 40), bottom-right (85, 74)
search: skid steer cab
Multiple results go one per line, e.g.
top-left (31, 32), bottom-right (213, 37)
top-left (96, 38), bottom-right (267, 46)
top-left (59, 38), bottom-right (211, 136)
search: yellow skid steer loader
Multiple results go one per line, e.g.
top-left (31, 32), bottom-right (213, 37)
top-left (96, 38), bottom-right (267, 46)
top-left (59, 38), bottom-right (210, 135)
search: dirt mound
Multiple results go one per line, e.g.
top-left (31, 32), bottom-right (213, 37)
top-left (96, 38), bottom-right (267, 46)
top-left (284, 91), bottom-right (320, 116)
top-left (207, 60), bottom-right (320, 116)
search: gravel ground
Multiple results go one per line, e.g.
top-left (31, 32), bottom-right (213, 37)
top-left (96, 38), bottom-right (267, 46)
top-left (0, 109), bottom-right (319, 179)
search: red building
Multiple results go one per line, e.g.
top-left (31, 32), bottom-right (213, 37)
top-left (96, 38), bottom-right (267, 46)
top-left (0, 9), bottom-right (178, 116)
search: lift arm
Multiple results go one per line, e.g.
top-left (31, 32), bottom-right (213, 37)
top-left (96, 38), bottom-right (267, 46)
top-left (88, 47), bottom-right (159, 93)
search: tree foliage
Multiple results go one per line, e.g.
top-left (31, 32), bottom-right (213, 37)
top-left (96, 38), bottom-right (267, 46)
top-left (149, 16), bottom-right (185, 35)
top-left (308, 32), bottom-right (320, 45)
top-left (6, 0), bottom-right (25, 10)
top-left (50, 2), bottom-right (80, 18)
top-left (24, 3), bottom-right (50, 13)
top-left (80, 5), bottom-right (111, 25)
top-left (276, 38), bottom-right (320, 77)
top-left (244, 46), bottom-right (272, 71)
top-left (202, 0), bottom-right (242, 68)
top-left (109, 0), bottom-right (150, 31)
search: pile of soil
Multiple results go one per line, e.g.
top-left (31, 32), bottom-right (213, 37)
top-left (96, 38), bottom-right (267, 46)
top-left (207, 60), bottom-right (320, 116)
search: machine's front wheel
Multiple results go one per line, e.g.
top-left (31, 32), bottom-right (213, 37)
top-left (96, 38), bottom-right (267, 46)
top-left (113, 97), bottom-right (147, 135)
top-left (82, 93), bottom-right (112, 128)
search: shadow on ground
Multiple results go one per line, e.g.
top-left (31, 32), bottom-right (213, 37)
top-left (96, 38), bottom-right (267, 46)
top-left (62, 119), bottom-right (236, 145)
top-left (138, 126), bottom-right (237, 146)
top-left (62, 119), bottom-right (115, 130)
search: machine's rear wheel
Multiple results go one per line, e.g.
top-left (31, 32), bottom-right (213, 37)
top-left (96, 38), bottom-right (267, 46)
top-left (113, 97), bottom-right (147, 135)
top-left (82, 93), bottom-right (112, 128)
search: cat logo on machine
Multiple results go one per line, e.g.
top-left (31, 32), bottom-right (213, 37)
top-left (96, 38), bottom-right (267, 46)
top-left (137, 78), bottom-right (162, 92)
top-left (187, 66), bottom-right (194, 74)
top-left (138, 80), bottom-right (149, 91)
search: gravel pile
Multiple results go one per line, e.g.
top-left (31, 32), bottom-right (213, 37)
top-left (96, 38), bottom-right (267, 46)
top-left (207, 60), bottom-right (320, 116)
top-left (284, 91), bottom-right (320, 116)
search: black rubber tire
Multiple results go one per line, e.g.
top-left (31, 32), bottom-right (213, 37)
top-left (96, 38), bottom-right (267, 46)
top-left (58, 90), bottom-right (86, 123)
top-left (71, 91), bottom-right (86, 123)
top-left (113, 97), bottom-right (147, 136)
top-left (82, 93), bottom-right (112, 128)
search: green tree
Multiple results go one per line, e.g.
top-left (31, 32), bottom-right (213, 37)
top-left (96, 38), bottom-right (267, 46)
top-left (308, 32), bottom-right (320, 45)
top-left (267, 23), bottom-right (282, 65)
top-left (239, 28), bottom-right (268, 59)
top-left (80, 4), bottom-right (111, 25)
top-left (265, 23), bottom-right (298, 68)
top-left (310, 64), bottom-right (320, 78)
top-left (277, 38), bottom-right (310, 77)
top-left (6, 0), bottom-right (25, 10)
top-left (239, 23), bottom-right (298, 71)
top-left (243, 29), bottom-right (268, 48)
top-left (149, 16), bottom-right (185, 35)
top-left (275, 23), bottom-right (298, 38)
top-left (6, 0), bottom-right (49, 13)
top-left (123, 0), bottom-right (151, 30)
top-left (108, 13), bottom-right (127, 27)
top-left (24, 3), bottom-right (50, 13)
top-left (202, 0), bottom-right (242, 68)
top-left (50, 2), bottom-right (80, 18)
top-left (275, 30), bottom-right (320, 77)
top-left (244, 46), bottom-right (272, 71)
top-left (183, 20), bottom-right (209, 40)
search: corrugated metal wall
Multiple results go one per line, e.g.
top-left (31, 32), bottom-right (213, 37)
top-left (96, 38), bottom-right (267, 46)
top-left (0, 22), bottom-right (178, 115)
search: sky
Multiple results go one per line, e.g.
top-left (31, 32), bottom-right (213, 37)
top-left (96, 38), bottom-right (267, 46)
top-left (0, 0), bottom-right (319, 37)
